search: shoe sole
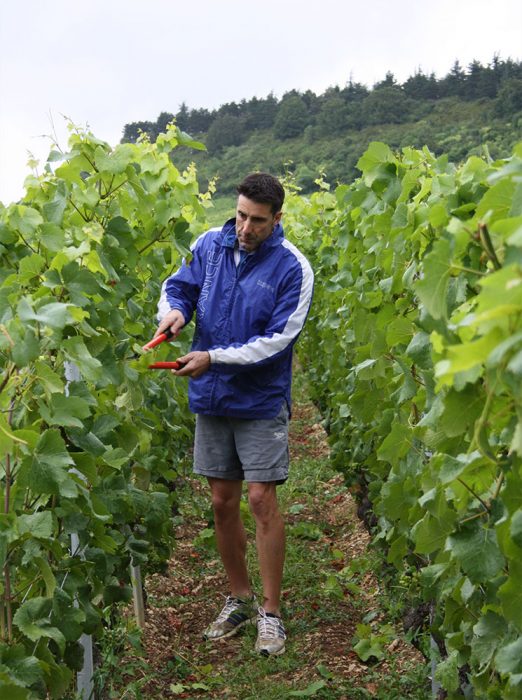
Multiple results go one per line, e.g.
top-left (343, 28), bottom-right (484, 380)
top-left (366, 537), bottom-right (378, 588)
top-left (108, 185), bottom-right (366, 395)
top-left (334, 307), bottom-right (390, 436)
top-left (258, 645), bottom-right (286, 656)
top-left (203, 616), bottom-right (256, 641)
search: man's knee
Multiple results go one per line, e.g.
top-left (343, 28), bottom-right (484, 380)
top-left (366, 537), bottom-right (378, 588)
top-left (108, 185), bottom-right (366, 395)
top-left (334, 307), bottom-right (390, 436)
top-left (248, 483), bottom-right (279, 524)
top-left (209, 479), bottom-right (242, 520)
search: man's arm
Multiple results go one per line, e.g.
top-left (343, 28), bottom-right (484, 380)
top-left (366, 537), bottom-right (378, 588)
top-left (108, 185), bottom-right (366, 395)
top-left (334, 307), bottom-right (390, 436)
top-left (154, 231), bottom-right (218, 377)
top-left (156, 229), bottom-right (214, 330)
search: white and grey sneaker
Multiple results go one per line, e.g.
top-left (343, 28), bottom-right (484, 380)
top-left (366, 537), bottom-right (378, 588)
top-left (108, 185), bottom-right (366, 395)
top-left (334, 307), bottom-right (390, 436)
top-left (203, 595), bottom-right (257, 640)
top-left (255, 607), bottom-right (286, 656)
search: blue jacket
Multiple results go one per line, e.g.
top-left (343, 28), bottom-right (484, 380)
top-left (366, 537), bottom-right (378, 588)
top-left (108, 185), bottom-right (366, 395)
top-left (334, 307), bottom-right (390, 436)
top-left (158, 218), bottom-right (314, 419)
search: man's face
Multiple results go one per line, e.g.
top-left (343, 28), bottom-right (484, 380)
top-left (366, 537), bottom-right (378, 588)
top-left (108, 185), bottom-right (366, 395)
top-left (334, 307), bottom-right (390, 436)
top-left (235, 195), bottom-right (282, 252)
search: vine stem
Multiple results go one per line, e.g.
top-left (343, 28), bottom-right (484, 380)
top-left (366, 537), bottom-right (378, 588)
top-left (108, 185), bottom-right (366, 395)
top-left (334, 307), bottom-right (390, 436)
top-left (0, 364), bottom-right (15, 394)
top-left (469, 378), bottom-right (497, 457)
top-left (460, 510), bottom-right (488, 524)
top-left (17, 231), bottom-right (38, 254)
top-left (0, 325), bottom-right (15, 349)
top-left (3, 397), bottom-right (15, 641)
top-left (3, 557), bottom-right (12, 642)
top-left (492, 472), bottom-right (505, 501)
top-left (457, 478), bottom-right (490, 512)
top-left (478, 223), bottom-right (501, 271)
top-left (100, 177), bottom-right (128, 200)
top-left (3, 453), bottom-right (10, 515)
top-left (68, 196), bottom-right (90, 222)
top-left (450, 264), bottom-right (487, 277)
top-left (138, 228), bottom-right (169, 254)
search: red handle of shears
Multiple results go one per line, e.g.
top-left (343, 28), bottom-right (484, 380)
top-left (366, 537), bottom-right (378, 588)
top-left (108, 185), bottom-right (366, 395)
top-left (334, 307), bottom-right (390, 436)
top-left (142, 328), bottom-right (174, 351)
top-left (148, 361), bottom-right (184, 370)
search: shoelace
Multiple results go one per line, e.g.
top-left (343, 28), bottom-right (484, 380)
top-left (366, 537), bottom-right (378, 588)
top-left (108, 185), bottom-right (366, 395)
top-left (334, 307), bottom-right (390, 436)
top-left (215, 595), bottom-right (243, 623)
top-left (257, 608), bottom-right (285, 639)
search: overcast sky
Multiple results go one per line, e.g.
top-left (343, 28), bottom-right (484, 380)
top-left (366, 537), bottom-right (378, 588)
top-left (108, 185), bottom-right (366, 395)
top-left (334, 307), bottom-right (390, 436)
top-left (1, 0), bottom-right (521, 204)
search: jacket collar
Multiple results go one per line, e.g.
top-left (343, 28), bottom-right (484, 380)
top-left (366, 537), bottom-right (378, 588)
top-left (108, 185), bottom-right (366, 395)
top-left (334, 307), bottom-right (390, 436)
top-left (221, 217), bottom-right (284, 255)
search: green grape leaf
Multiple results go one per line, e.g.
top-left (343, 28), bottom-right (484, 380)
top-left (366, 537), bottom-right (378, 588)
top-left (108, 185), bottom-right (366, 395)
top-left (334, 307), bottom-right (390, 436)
top-left (61, 337), bottom-right (103, 381)
top-left (377, 423), bottom-right (412, 465)
top-left (13, 598), bottom-right (65, 652)
top-left (94, 144), bottom-right (134, 174)
top-left (9, 205), bottom-right (43, 236)
top-left (435, 329), bottom-right (503, 384)
top-left (18, 298), bottom-right (72, 330)
top-left (415, 237), bottom-right (452, 320)
top-left (17, 511), bottom-right (53, 539)
top-left (42, 659), bottom-right (73, 698)
top-left (11, 328), bottom-right (40, 367)
top-left (471, 611), bottom-right (508, 669)
top-left (476, 265), bottom-right (522, 315)
top-left (438, 385), bottom-right (484, 437)
top-left (52, 589), bottom-right (86, 642)
top-left (476, 178), bottom-right (516, 224)
top-left (511, 509), bottom-right (522, 548)
top-left (18, 254), bottom-right (46, 282)
top-left (435, 650), bottom-right (459, 692)
top-left (42, 185), bottom-right (68, 225)
top-left (102, 448), bottom-right (129, 469)
top-left (447, 527), bottom-right (504, 583)
top-left (495, 636), bottom-right (522, 675)
top-left (34, 556), bottom-right (57, 598)
top-left (356, 141), bottom-right (397, 181)
top-left (40, 223), bottom-right (66, 251)
top-left (499, 561), bottom-right (522, 631)
top-left (386, 317), bottom-right (413, 347)
top-left (414, 510), bottom-right (456, 555)
top-left (35, 360), bottom-right (64, 394)
top-left (0, 414), bottom-right (26, 453)
top-left (405, 331), bottom-right (432, 369)
top-left (38, 394), bottom-right (91, 428)
top-left (29, 430), bottom-right (76, 496)
top-left (0, 644), bottom-right (44, 687)
top-left (0, 682), bottom-right (30, 700)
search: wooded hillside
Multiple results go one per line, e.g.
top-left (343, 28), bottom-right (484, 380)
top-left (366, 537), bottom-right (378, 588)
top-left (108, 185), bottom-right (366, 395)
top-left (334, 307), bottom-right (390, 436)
top-left (121, 57), bottom-right (522, 195)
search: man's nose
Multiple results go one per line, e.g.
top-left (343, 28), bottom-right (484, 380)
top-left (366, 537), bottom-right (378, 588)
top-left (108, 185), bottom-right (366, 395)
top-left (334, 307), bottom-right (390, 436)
top-left (242, 217), bottom-right (254, 233)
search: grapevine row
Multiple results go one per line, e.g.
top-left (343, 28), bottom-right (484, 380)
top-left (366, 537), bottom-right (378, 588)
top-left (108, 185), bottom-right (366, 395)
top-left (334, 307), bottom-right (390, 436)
top-left (284, 141), bottom-right (522, 699)
top-left (0, 125), bottom-right (208, 697)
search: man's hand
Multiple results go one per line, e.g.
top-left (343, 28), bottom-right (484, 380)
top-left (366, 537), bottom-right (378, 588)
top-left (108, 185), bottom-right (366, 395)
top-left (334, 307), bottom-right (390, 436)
top-left (154, 309), bottom-right (186, 339)
top-left (172, 351), bottom-right (211, 379)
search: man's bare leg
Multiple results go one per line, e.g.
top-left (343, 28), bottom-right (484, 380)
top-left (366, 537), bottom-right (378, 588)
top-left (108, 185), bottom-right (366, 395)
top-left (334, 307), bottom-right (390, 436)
top-left (247, 482), bottom-right (285, 615)
top-left (208, 477), bottom-right (252, 599)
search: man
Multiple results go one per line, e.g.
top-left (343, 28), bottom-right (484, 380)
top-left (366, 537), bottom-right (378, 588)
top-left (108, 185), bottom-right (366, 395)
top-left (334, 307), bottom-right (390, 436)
top-left (154, 172), bottom-right (313, 655)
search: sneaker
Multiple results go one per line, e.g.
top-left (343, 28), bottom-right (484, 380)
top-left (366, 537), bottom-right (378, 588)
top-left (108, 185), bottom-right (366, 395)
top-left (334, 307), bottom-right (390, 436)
top-left (203, 594), bottom-right (257, 640)
top-left (255, 607), bottom-right (286, 656)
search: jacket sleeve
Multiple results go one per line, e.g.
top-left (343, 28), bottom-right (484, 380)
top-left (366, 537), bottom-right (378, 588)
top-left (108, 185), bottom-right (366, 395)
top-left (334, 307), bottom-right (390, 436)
top-left (209, 247), bottom-right (314, 367)
top-left (157, 230), bottom-right (211, 323)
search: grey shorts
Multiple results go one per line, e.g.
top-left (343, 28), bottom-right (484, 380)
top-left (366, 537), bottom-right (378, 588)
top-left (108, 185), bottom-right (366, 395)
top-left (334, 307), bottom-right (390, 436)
top-left (193, 404), bottom-right (289, 484)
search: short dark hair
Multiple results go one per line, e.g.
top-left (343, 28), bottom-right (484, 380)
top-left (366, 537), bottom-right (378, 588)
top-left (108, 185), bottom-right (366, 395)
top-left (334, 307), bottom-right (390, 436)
top-left (236, 172), bottom-right (285, 215)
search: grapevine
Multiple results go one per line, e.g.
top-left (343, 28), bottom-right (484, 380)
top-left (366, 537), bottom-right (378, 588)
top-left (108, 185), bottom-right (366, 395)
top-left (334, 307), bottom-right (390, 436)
top-left (0, 123), bottom-right (208, 697)
top-left (284, 142), bottom-right (522, 699)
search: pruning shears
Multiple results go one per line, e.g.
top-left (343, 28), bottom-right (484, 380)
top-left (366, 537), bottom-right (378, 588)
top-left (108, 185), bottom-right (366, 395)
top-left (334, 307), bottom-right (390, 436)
top-left (142, 329), bottom-right (185, 371)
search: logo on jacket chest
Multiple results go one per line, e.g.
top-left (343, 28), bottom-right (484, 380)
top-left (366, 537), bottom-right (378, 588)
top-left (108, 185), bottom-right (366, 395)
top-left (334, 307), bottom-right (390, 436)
top-left (256, 279), bottom-right (275, 293)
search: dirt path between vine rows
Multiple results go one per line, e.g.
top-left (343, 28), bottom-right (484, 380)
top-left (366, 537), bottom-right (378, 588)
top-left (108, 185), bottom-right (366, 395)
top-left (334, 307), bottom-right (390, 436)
top-left (120, 386), bottom-right (427, 699)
